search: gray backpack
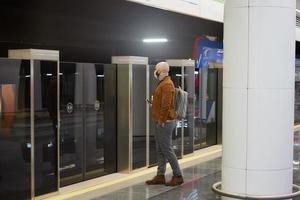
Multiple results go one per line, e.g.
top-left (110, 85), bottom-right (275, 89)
top-left (174, 87), bottom-right (188, 119)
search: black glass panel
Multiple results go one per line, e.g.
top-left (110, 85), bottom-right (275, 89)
top-left (132, 65), bottom-right (147, 170)
top-left (296, 82), bottom-right (300, 124)
top-left (60, 63), bottom-right (84, 186)
top-left (103, 64), bottom-right (117, 175)
top-left (0, 59), bottom-right (31, 200)
top-left (169, 67), bottom-right (183, 158)
top-left (216, 69), bottom-right (223, 144)
top-left (59, 63), bottom-right (116, 185)
top-left (149, 65), bottom-right (159, 166)
top-left (34, 61), bottom-right (58, 196)
top-left (84, 64), bottom-right (105, 178)
top-left (183, 67), bottom-right (194, 155)
top-left (84, 64), bottom-right (117, 179)
top-left (205, 69), bottom-right (218, 146)
top-left (194, 68), bottom-right (218, 150)
top-left (295, 66), bottom-right (300, 125)
top-left (194, 68), bottom-right (202, 150)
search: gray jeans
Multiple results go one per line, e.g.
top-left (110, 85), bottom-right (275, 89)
top-left (155, 121), bottom-right (182, 177)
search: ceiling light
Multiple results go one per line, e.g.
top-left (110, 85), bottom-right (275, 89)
top-left (143, 38), bottom-right (168, 43)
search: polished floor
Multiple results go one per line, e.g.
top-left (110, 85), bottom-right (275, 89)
top-left (64, 130), bottom-right (300, 200)
top-left (92, 158), bottom-right (222, 200)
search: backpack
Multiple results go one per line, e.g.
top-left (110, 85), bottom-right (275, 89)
top-left (174, 87), bottom-right (188, 120)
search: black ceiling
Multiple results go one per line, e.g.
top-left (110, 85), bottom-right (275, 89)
top-left (0, 0), bottom-right (223, 63)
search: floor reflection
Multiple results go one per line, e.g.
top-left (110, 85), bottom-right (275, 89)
top-left (90, 131), bottom-right (300, 200)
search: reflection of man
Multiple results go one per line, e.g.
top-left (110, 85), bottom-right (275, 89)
top-left (146, 62), bottom-right (184, 186)
top-left (46, 78), bottom-right (58, 171)
top-left (0, 85), bottom-right (16, 133)
top-left (46, 79), bottom-right (57, 140)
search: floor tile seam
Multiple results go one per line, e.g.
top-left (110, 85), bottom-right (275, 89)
top-left (223, 164), bottom-right (293, 172)
top-left (146, 171), bottom-right (222, 200)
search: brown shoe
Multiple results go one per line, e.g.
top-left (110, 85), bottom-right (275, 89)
top-left (146, 175), bottom-right (166, 185)
top-left (165, 176), bottom-right (184, 186)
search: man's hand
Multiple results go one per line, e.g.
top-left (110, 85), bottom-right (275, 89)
top-left (158, 121), bottom-right (165, 127)
top-left (146, 99), bottom-right (152, 107)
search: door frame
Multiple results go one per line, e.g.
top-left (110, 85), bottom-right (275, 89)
top-left (8, 49), bottom-right (60, 200)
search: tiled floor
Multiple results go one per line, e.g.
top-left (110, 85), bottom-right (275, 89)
top-left (72, 131), bottom-right (300, 200)
top-left (91, 158), bottom-right (222, 200)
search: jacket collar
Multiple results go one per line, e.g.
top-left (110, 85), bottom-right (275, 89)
top-left (160, 76), bottom-right (170, 82)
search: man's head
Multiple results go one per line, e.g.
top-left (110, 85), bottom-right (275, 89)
top-left (154, 62), bottom-right (169, 80)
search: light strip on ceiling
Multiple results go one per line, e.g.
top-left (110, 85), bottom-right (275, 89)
top-left (143, 38), bottom-right (168, 43)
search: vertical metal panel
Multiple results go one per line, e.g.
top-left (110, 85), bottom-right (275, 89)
top-left (181, 66), bottom-right (184, 158)
top-left (146, 65), bottom-right (150, 167)
top-left (30, 60), bottom-right (35, 200)
top-left (190, 66), bottom-right (195, 154)
top-left (129, 64), bottom-right (133, 172)
top-left (117, 64), bottom-right (131, 173)
top-left (104, 64), bottom-right (118, 173)
top-left (217, 69), bottom-right (223, 144)
top-left (82, 64), bottom-right (87, 179)
top-left (132, 64), bottom-right (147, 170)
top-left (201, 68), bottom-right (208, 120)
top-left (57, 61), bottom-right (60, 189)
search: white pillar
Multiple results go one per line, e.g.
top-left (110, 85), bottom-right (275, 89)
top-left (223, 0), bottom-right (295, 198)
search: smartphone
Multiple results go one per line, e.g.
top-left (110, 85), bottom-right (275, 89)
top-left (146, 99), bottom-right (152, 104)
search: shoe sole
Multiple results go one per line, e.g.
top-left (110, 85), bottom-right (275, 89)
top-left (165, 181), bottom-right (184, 186)
top-left (146, 182), bottom-right (166, 185)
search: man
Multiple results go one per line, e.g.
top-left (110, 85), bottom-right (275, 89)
top-left (146, 62), bottom-right (184, 186)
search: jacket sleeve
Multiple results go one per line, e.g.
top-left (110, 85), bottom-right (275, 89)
top-left (159, 83), bottom-right (174, 123)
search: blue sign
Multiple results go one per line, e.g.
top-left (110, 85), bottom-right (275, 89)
top-left (194, 36), bottom-right (223, 68)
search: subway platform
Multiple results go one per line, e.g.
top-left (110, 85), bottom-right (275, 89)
top-left (43, 129), bottom-right (300, 200)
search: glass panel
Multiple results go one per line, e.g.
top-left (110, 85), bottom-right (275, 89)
top-left (84, 64), bottom-right (105, 178)
top-left (116, 64), bottom-right (130, 172)
top-left (169, 67), bottom-right (183, 158)
top-left (294, 130), bottom-right (300, 170)
top-left (194, 68), bottom-right (202, 150)
top-left (295, 66), bottom-right (300, 125)
top-left (149, 65), bottom-right (159, 166)
top-left (34, 61), bottom-right (58, 196)
top-left (84, 64), bottom-right (117, 179)
top-left (60, 63), bottom-right (117, 185)
top-left (195, 68), bottom-right (218, 149)
top-left (0, 59), bottom-right (31, 200)
top-left (132, 65), bottom-right (147, 170)
top-left (205, 69), bottom-right (218, 146)
top-left (60, 63), bottom-right (84, 186)
top-left (102, 64), bottom-right (117, 175)
top-left (183, 67), bottom-right (194, 155)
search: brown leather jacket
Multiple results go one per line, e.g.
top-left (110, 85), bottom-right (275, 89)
top-left (151, 76), bottom-right (177, 123)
